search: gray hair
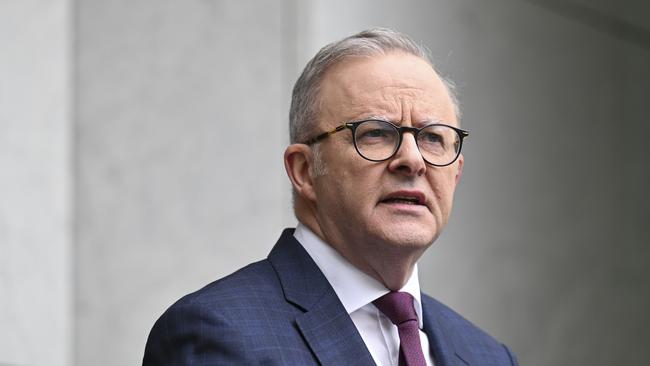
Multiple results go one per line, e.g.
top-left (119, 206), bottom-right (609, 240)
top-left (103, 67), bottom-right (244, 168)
top-left (289, 27), bottom-right (460, 144)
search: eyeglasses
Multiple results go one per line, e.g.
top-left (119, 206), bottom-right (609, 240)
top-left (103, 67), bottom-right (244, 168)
top-left (303, 119), bottom-right (469, 167)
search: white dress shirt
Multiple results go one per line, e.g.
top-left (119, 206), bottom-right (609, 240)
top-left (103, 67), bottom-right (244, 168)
top-left (294, 224), bottom-right (435, 366)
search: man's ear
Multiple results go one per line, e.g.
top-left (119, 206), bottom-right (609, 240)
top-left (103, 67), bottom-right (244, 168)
top-left (284, 144), bottom-right (318, 202)
top-left (454, 154), bottom-right (464, 186)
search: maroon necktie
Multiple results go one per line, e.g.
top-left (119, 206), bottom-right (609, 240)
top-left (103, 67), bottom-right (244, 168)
top-left (373, 292), bottom-right (427, 366)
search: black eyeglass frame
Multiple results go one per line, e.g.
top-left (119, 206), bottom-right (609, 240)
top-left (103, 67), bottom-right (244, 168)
top-left (303, 119), bottom-right (469, 167)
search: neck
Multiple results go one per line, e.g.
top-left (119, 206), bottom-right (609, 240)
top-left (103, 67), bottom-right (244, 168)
top-left (351, 245), bottom-right (423, 291)
top-left (296, 207), bottom-right (423, 291)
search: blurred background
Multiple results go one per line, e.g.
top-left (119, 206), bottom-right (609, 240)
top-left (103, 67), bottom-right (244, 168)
top-left (1, 0), bottom-right (649, 365)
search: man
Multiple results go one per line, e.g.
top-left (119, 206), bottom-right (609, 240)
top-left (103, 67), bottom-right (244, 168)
top-left (144, 28), bottom-right (517, 365)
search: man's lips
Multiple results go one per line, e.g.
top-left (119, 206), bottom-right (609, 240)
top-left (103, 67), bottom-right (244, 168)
top-left (379, 190), bottom-right (428, 208)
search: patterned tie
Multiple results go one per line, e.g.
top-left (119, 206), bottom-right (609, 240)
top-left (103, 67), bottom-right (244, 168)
top-left (373, 292), bottom-right (427, 366)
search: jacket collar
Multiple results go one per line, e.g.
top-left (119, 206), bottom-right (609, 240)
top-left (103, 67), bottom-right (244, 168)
top-left (268, 228), bottom-right (376, 366)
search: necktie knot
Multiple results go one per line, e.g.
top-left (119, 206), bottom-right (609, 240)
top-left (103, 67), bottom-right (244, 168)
top-left (373, 291), bottom-right (418, 325)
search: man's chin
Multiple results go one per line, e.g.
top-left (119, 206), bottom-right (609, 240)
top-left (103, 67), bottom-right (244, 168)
top-left (376, 223), bottom-right (436, 250)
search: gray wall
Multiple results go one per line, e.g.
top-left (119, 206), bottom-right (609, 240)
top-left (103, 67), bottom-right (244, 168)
top-left (2, 1), bottom-right (648, 365)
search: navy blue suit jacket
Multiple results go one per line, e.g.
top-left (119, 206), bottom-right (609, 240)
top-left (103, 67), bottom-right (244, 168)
top-left (143, 229), bottom-right (518, 365)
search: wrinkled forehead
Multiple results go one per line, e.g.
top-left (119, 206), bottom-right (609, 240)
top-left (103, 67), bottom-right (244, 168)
top-left (317, 53), bottom-right (457, 126)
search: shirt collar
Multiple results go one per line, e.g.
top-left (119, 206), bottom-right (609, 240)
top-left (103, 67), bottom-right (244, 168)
top-left (293, 223), bottom-right (424, 328)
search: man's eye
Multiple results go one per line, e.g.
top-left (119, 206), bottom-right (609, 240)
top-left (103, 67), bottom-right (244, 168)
top-left (358, 128), bottom-right (392, 140)
top-left (420, 132), bottom-right (443, 144)
top-left (365, 129), bottom-right (389, 138)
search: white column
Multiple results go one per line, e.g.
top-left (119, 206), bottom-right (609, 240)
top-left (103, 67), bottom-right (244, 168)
top-left (0, 1), bottom-right (72, 365)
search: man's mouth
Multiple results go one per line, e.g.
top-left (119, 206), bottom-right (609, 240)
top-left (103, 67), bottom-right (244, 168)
top-left (379, 191), bottom-right (427, 207)
top-left (381, 196), bottom-right (422, 205)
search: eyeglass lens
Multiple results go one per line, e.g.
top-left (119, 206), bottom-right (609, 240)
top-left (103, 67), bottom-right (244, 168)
top-left (353, 120), bottom-right (461, 165)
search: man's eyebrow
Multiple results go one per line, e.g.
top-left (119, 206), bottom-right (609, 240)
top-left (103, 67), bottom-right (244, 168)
top-left (349, 114), bottom-right (391, 122)
top-left (418, 118), bottom-right (446, 125)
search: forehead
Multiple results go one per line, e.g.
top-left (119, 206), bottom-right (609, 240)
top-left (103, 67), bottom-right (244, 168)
top-left (318, 52), bottom-right (456, 125)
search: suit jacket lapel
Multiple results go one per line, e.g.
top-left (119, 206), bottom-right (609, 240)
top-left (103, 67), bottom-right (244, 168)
top-left (268, 229), bottom-right (376, 366)
top-left (295, 293), bottom-right (375, 366)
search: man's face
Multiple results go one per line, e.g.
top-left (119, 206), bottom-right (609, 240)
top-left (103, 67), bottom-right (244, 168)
top-left (309, 52), bottom-right (463, 268)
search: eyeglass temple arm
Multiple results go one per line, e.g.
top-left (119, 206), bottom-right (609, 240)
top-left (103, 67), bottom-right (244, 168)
top-left (303, 124), bottom-right (348, 145)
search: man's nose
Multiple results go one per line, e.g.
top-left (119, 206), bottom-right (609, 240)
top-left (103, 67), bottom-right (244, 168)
top-left (387, 132), bottom-right (426, 176)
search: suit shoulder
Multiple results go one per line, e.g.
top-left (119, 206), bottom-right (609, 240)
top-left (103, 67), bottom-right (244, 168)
top-left (143, 259), bottom-right (286, 364)
top-left (143, 256), bottom-right (321, 365)
top-left (171, 258), bottom-right (282, 310)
